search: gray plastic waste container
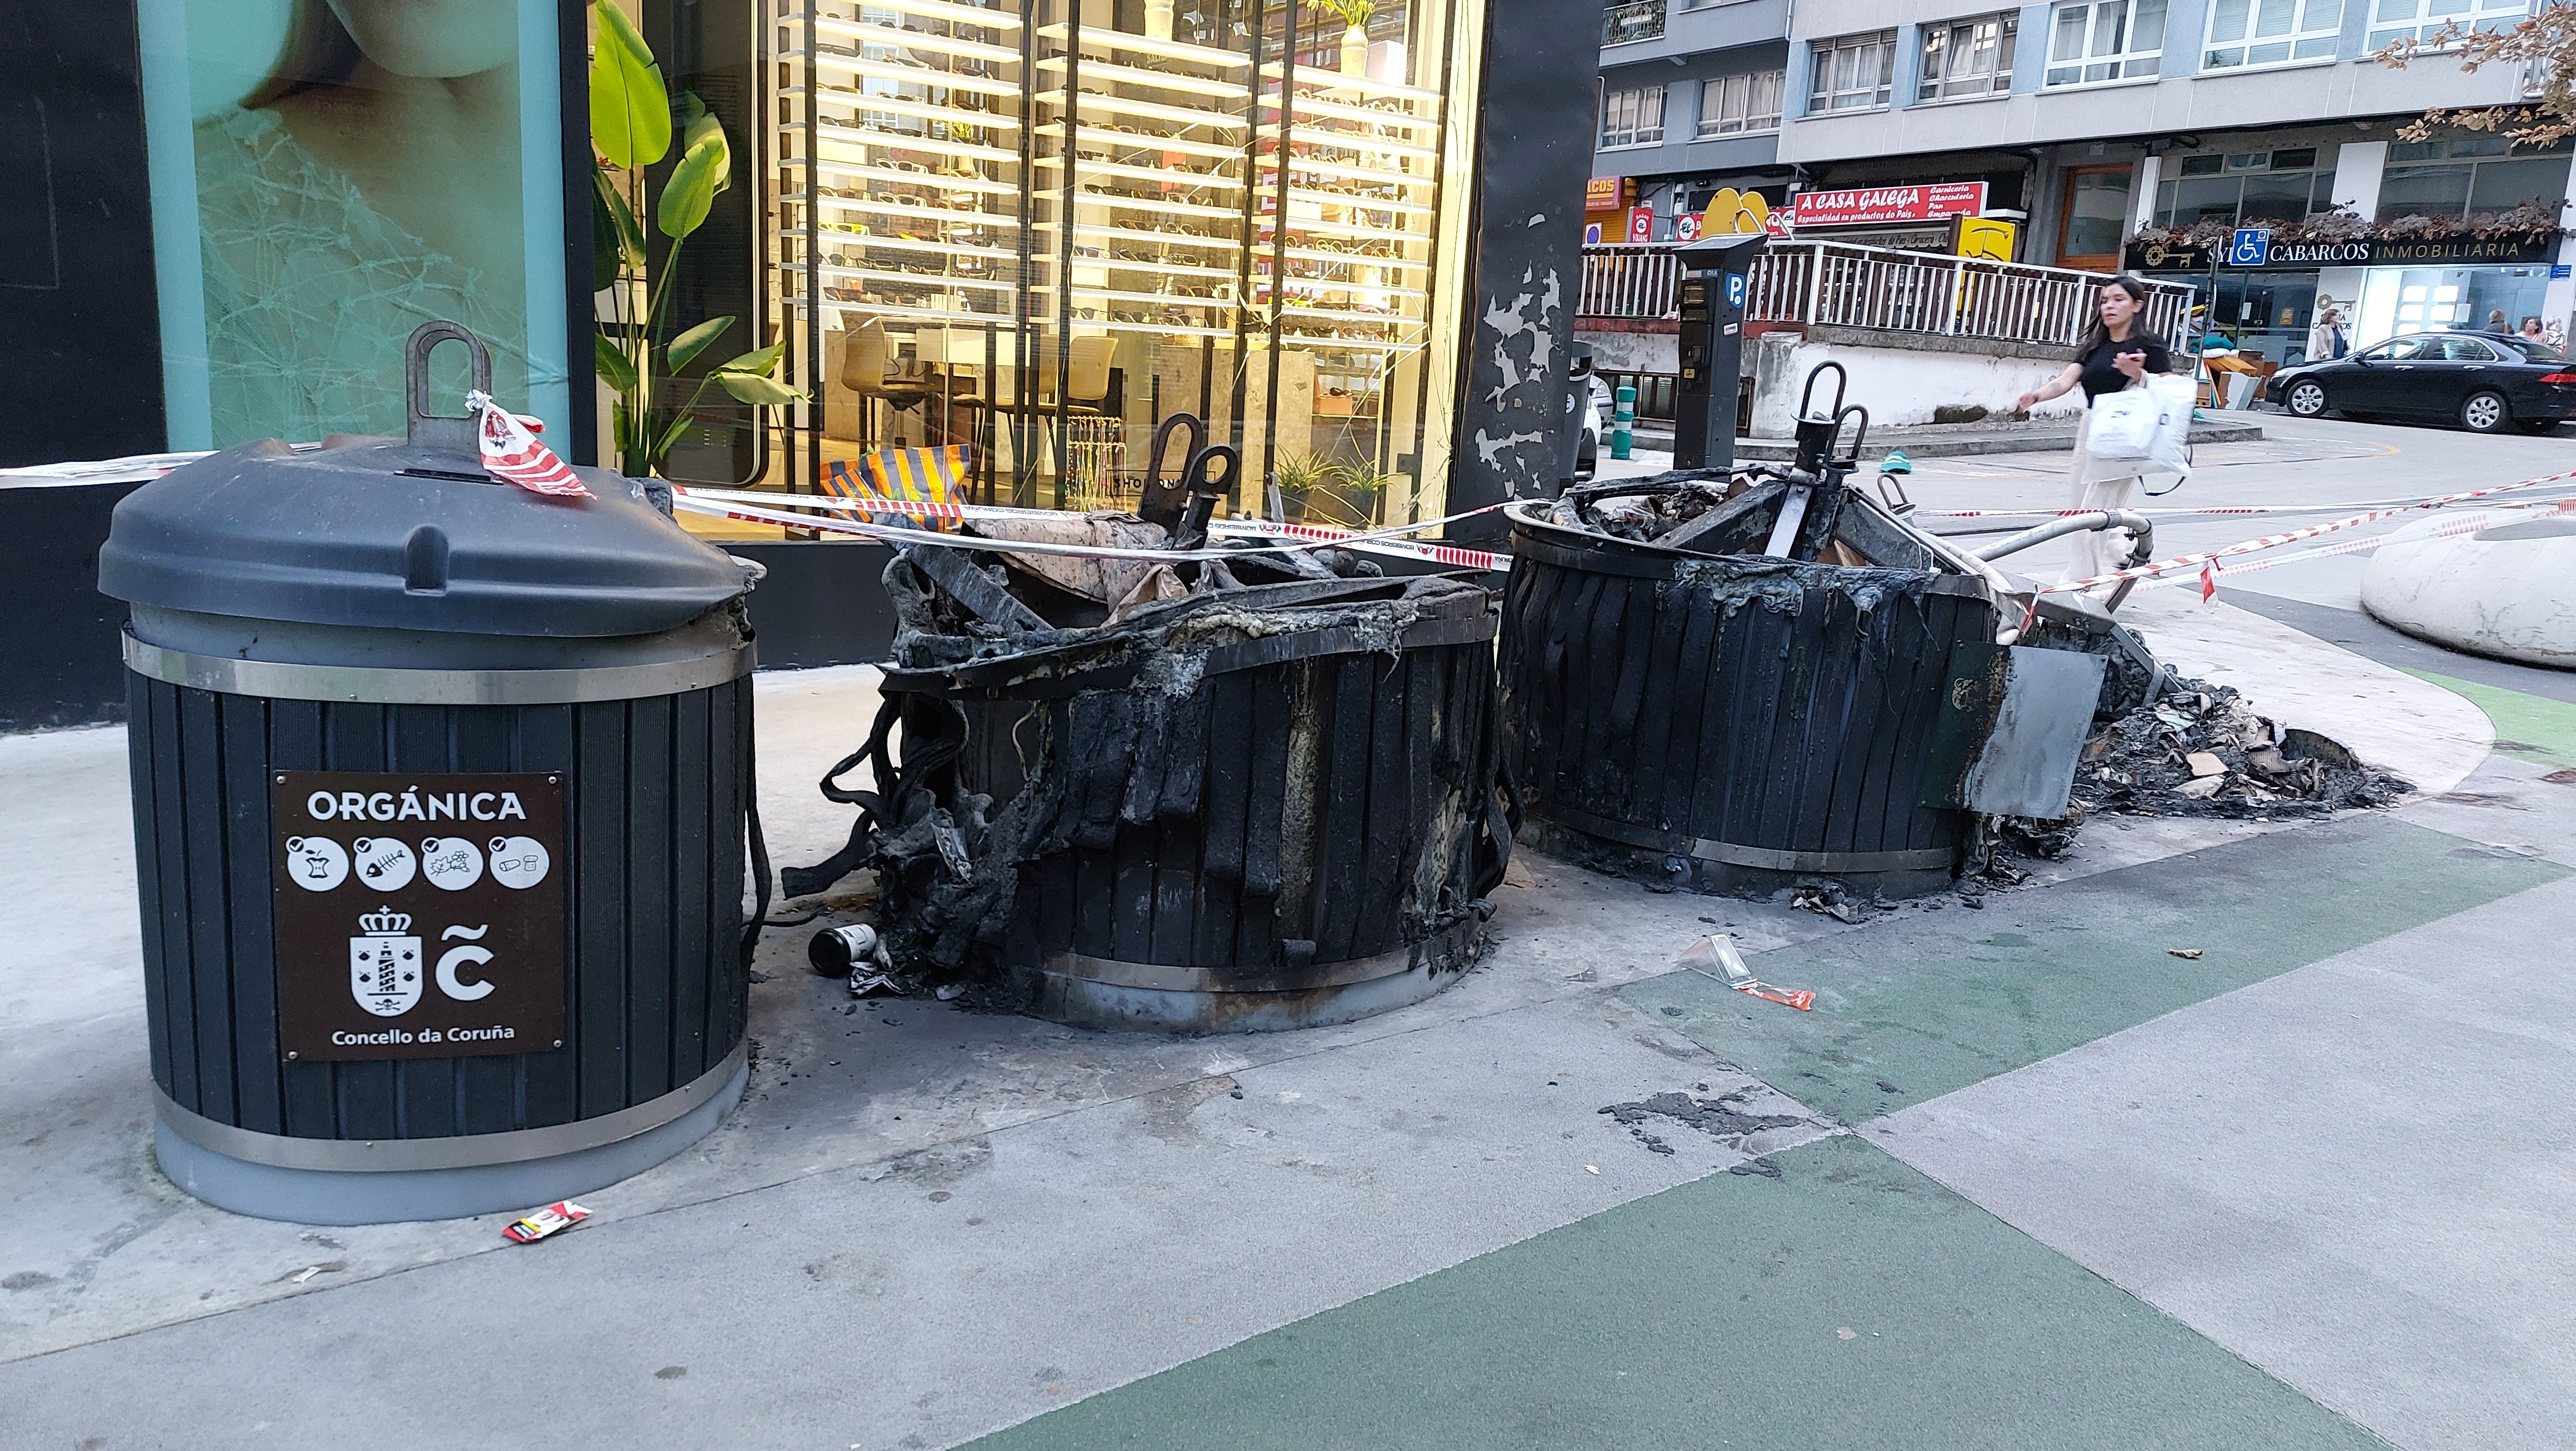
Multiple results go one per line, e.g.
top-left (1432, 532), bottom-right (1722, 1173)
top-left (98, 324), bottom-right (762, 1225)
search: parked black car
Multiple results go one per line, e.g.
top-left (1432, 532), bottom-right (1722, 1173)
top-left (2267, 330), bottom-right (2576, 433)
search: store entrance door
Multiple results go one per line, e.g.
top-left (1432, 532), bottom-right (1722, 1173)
top-left (2207, 270), bottom-right (2319, 369)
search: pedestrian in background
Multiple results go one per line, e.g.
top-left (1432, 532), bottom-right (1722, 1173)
top-left (2307, 307), bottom-right (2349, 362)
top-left (2486, 309), bottom-right (2511, 334)
top-left (2520, 316), bottom-right (2562, 353)
top-left (2015, 276), bottom-right (2173, 587)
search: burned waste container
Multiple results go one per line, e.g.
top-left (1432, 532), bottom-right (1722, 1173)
top-left (98, 324), bottom-right (763, 1224)
top-left (786, 422), bottom-right (1514, 1031)
top-left (1501, 364), bottom-right (2129, 900)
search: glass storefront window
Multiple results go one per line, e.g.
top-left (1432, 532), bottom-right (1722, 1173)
top-left (2355, 265), bottom-right (2552, 347)
top-left (770, 0), bottom-right (1486, 525)
top-left (137, 0), bottom-right (574, 450)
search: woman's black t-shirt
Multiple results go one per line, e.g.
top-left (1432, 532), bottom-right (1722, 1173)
top-left (2077, 333), bottom-right (2173, 403)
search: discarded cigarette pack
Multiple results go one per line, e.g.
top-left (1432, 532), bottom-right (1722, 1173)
top-left (502, 1201), bottom-right (592, 1243)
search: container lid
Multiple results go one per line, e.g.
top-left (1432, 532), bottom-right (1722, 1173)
top-left (99, 324), bottom-right (753, 639)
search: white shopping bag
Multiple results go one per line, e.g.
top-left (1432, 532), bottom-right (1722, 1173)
top-left (2082, 374), bottom-right (2193, 485)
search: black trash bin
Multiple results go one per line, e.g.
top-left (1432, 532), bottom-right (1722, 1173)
top-left (808, 552), bottom-right (1514, 1032)
top-left (98, 324), bottom-right (763, 1224)
top-left (1500, 469), bottom-right (2001, 900)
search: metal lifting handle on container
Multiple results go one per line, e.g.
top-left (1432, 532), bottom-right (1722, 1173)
top-left (404, 320), bottom-right (494, 457)
top-left (1136, 410), bottom-right (1241, 555)
top-left (1764, 362), bottom-right (1870, 560)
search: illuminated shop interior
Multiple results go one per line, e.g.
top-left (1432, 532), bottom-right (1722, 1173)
top-left (762, 0), bottom-right (1486, 525)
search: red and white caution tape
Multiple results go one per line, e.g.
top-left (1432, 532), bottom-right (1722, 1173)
top-left (2149, 500), bottom-right (2575, 587)
top-left (672, 485), bottom-right (1516, 571)
top-left (1919, 471), bottom-right (2576, 522)
top-left (2042, 470), bottom-right (2576, 595)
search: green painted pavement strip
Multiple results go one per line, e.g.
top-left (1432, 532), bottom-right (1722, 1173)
top-left (2400, 669), bottom-right (2576, 769)
top-left (1621, 816), bottom-right (2565, 1127)
top-left (966, 1135), bottom-right (2390, 1451)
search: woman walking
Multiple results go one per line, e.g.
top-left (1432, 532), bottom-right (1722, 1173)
top-left (2307, 306), bottom-right (2349, 363)
top-left (2014, 276), bottom-right (2173, 587)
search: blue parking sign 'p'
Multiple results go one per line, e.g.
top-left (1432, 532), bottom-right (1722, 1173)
top-left (2228, 227), bottom-right (2270, 267)
top-left (1726, 272), bottom-right (1746, 309)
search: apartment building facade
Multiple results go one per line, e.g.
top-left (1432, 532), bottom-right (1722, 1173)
top-left (1593, 1), bottom-right (2576, 368)
top-left (1588, 0), bottom-right (1796, 241)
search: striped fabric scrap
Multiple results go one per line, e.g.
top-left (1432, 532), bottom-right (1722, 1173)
top-left (467, 390), bottom-right (591, 498)
top-left (826, 445), bottom-right (970, 530)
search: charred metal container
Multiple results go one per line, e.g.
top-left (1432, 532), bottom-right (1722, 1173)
top-left (1500, 436), bottom-right (2004, 900)
top-left (97, 325), bottom-right (760, 1224)
top-left (823, 564), bottom-right (1512, 1033)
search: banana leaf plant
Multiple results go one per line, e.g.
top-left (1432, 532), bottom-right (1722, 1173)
top-left (589, 1), bottom-right (799, 478)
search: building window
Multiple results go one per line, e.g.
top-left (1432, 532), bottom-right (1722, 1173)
top-left (1697, 70), bottom-right (1787, 135)
top-left (1809, 31), bottom-right (1897, 113)
top-left (2376, 135), bottom-right (2576, 221)
top-left (1599, 85), bottom-right (1667, 148)
top-left (1919, 13), bottom-right (2019, 101)
top-left (2047, 1), bottom-right (2167, 85)
top-left (2203, 0), bottom-right (2344, 70)
top-left (2367, 0), bottom-right (2528, 52)
top-left (2152, 148), bottom-right (2344, 227)
top-left (1602, 0), bottom-right (1667, 47)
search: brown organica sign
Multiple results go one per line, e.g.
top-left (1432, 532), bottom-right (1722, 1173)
top-left (272, 772), bottom-right (567, 1062)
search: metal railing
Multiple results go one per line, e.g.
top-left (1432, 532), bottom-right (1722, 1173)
top-left (1602, 0), bottom-right (1665, 45)
top-left (1579, 245), bottom-right (1685, 318)
top-left (1578, 241), bottom-right (2198, 352)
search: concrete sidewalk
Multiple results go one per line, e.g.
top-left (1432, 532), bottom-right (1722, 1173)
top-left (4, 572), bottom-right (2573, 1448)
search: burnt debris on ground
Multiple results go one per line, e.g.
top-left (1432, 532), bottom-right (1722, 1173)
top-left (1598, 1087), bottom-right (1811, 1156)
top-left (1978, 676), bottom-right (2413, 875)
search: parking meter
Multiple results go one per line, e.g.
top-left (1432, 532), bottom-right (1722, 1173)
top-left (1670, 232), bottom-right (1768, 471)
top-left (1556, 339), bottom-right (1596, 488)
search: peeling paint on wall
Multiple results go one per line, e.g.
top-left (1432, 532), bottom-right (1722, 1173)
top-left (1471, 264), bottom-right (1567, 500)
top-left (1445, 0), bottom-right (1599, 535)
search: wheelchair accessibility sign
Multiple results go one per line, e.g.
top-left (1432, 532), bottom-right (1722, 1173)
top-left (2228, 228), bottom-right (2271, 267)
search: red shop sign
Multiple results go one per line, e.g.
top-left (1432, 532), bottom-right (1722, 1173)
top-left (1790, 182), bottom-right (1989, 228)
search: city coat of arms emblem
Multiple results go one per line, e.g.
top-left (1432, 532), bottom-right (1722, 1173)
top-left (349, 907), bottom-right (423, 1017)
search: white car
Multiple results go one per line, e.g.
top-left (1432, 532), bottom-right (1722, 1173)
top-left (1574, 374), bottom-right (1611, 480)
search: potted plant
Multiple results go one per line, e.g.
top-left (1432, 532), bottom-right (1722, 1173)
top-left (1272, 449), bottom-right (1336, 523)
top-left (1308, 460), bottom-right (1391, 528)
top-left (589, 1), bottom-right (801, 478)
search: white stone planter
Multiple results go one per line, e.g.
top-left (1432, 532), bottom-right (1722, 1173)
top-left (2359, 514), bottom-right (2576, 669)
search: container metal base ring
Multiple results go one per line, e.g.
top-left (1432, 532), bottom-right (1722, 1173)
top-left (1535, 800), bottom-right (1958, 874)
top-left (152, 1046), bottom-right (747, 1225)
top-left (1035, 921), bottom-right (1486, 1033)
